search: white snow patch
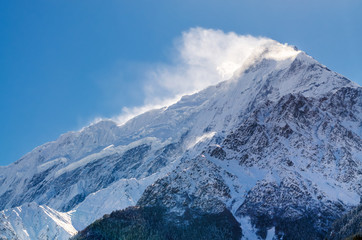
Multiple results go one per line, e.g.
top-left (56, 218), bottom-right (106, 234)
top-left (37, 157), bottom-right (68, 172)
top-left (0, 203), bottom-right (77, 240)
top-left (300, 171), bottom-right (359, 205)
top-left (22, 229), bottom-right (29, 237)
top-left (39, 205), bottom-right (77, 235)
top-left (103, 144), bottom-right (114, 150)
top-left (238, 216), bottom-right (260, 240)
top-left (54, 137), bottom-right (160, 178)
top-left (71, 156), bottom-right (181, 230)
top-left (266, 227), bottom-right (276, 240)
top-left (187, 131), bottom-right (216, 149)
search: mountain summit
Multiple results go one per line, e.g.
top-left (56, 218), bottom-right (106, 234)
top-left (0, 42), bottom-right (361, 240)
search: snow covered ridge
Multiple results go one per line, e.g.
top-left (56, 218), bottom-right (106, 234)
top-left (0, 202), bottom-right (76, 240)
top-left (0, 41), bottom-right (361, 239)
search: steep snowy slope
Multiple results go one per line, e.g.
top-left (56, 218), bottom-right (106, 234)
top-left (0, 41), bottom-right (360, 239)
top-left (0, 202), bottom-right (76, 240)
top-left (138, 87), bottom-right (361, 239)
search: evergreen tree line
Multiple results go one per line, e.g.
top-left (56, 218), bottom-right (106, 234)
top-left (325, 203), bottom-right (362, 240)
top-left (71, 206), bottom-right (241, 240)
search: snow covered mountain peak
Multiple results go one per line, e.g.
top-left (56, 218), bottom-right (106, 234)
top-left (228, 41), bottom-right (354, 102)
top-left (247, 41), bottom-right (300, 63)
top-left (0, 39), bottom-right (361, 240)
top-left (215, 40), bottom-right (301, 82)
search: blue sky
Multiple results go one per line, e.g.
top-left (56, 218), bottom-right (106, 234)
top-left (1, 0), bottom-right (361, 166)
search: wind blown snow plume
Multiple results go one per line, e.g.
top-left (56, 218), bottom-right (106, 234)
top-left (115, 28), bottom-right (272, 124)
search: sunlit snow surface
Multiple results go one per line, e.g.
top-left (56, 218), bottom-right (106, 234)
top-left (0, 42), bottom-right (360, 239)
top-left (0, 203), bottom-right (76, 240)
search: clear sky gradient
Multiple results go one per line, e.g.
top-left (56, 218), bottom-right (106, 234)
top-left (1, 0), bottom-right (361, 166)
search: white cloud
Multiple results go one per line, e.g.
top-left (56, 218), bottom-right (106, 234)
top-left (114, 27), bottom-right (272, 124)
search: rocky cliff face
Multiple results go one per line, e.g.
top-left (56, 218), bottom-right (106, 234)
top-left (0, 42), bottom-right (361, 239)
top-left (137, 87), bottom-right (361, 239)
